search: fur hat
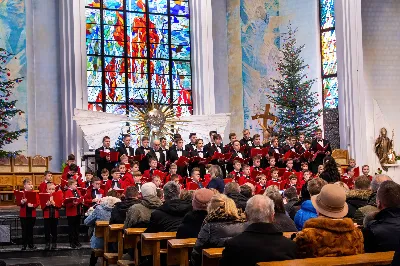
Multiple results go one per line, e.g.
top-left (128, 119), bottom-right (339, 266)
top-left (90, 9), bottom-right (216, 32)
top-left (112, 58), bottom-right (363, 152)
top-left (141, 182), bottom-right (157, 197)
top-left (192, 188), bottom-right (214, 210)
top-left (311, 184), bottom-right (348, 219)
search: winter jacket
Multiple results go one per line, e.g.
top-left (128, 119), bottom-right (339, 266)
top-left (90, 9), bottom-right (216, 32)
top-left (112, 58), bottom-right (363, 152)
top-left (190, 209), bottom-right (247, 266)
top-left (84, 204), bottom-right (113, 249)
top-left (145, 199), bottom-right (192, 233)
top-left (363, 207), bottom-right (400, 253)
top-left (353, 192), bottom-right (379, 226)
top-left (110, 198), bottom-right (141, 224)
top-left (176, 210), bottom-right (208, 239)
top-left (346, 189), bottom-right (372, 219)
top-left (206, 177), bottom-right (225, 193)
top-left (273, 212), bottom-right (298, 232)
top-left (294, 200), bottom-right (317, 231)
top-left (124, 195), bottom-right (163, 229)
top-left (295, 217), bottom-right (364, 258)
top-left (226, 192), bottom-right (248, 211)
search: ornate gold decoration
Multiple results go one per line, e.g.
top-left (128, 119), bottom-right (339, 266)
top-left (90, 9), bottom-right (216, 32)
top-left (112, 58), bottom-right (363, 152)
top-left (375, 127), bottom-right (395, 171)
top-left (251, 104), bottom-right (279, 144)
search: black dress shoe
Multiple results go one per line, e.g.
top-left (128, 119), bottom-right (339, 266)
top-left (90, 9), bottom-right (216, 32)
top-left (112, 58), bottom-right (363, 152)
top-left (21, 245), bottom-right (27, 251)
top-left (28, 245), bottom-right (37, 250)
top-left (45, 243), bottom-right (50, 250)
top-left (51, 243), bottom-right (57, 250)
top-left (70, 243), bottom-right (77, 249)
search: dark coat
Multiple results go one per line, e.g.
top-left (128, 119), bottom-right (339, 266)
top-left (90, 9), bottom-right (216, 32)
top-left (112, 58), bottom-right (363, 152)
top-left (117, 145), bottom-right (135, 157)
top-left (220, 223), bottom-right (297, 266)
top-left (310, 139), bottom-right (331, 174)
top-left (95, 147), bottom-right (117, 177)
top-left (145, 199), bottom-right (192, 233)
top-left (284, 199), bottom-right (299, 216)
top-left (363, 207), bottom-right (400, 253)
top-left (273, 213), bottom-right (298, 232)
top-left (109, 198), bottom-right (141, 225)
top-left (135, 146), bottom-right (151, 173)
top-left (346, 189), bottom-right (372, 219)
top-left (191, 220), bottom-right (246, 266)
top-left (206, 177), bottom-right (225, 193)
top-left (176, 210), bottom-right (208, 239)
top-left (226, 192), bottom-right (248, 211)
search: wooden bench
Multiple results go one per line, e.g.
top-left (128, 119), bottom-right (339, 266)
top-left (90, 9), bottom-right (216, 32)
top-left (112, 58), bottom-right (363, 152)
top-left (94, 221), bottom-right (110, 263)
top-left (202, 248), bottom-right (224, 266)
top-left (142, 232), bottom-right (177, 266)
top-left (283, 232), bottom-right (297, 239)
top-left (116, 228), bottom-right (146, 266)
top-left (167, 238), bottom-right (197, 266)
top-left (256, 251), bottom-right (395, 266)
top-left (103, 224), bottom-right (124, 266)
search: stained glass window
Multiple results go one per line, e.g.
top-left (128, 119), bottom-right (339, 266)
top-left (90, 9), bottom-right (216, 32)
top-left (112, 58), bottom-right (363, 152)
top-left (85, 0), bottom-right (192, 116)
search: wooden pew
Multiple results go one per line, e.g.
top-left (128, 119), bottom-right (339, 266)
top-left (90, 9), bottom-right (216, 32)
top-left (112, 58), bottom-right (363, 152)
top-left (283, 232), bottom-right (297, 239)
top-left (202, 248), bottom-right (224, 266)
top-left (94, 221), bottom-right (110, 263)
top-left (117, 228), bottom-right (146, 266)
top-left (256, 251), bottom-right (395, 266)
top-left (167, 238), bottom-right (197, 266)
top-left (103, 224), bottom-right (124, 266)
top-left (142, 232), bottom-right (177, 266)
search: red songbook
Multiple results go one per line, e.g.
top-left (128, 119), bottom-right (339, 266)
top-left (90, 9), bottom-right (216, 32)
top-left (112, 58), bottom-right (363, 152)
top-left (100, 150), bottom-right (119, 162)
top-left (14, 190), bottom-right (24, 204)
top-left (354, 167), bottom-right (360, 177)
top-left (39, 193), bottom-right (51, 209)
top-left (250, 148), bottom-right (269, 157)
top-left (64, 197), bottom-right (79, 205)
top-left (190, 156), bottom-right (204, 164)
top-left (284, 151), bottom-right (300, 161)
top-left (176, 156), bottom-right (190, 167)
top-left (25, 191), bottom-right (38, 205)
top-left (223, 153), bottom-right (233, 161)
top-left (52, 191), bottom-right (64, 206)
top-left (273, 152), bottom-right (284, 161)
top-left (300, 151), bottom-right (313, 161)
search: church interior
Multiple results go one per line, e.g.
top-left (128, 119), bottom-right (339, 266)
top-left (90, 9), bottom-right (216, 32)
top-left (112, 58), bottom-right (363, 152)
top-left (0, 0), bottom-right (399, 265)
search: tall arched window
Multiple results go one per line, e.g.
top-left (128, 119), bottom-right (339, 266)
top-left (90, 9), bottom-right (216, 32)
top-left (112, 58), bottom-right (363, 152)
top-left (85, 0), bottom-right (193, 117)
top-left (319, 0), bottom-right (339, 148)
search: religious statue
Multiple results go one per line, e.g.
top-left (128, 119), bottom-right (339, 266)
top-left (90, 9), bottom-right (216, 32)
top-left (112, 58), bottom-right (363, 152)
top-left (375, 127), bottom-right (395, 170)
top-left (252, 104), bottom-right (279, 144)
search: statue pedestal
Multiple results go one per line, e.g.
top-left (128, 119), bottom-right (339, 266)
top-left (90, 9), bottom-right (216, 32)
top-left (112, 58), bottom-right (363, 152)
top-left (383, 164), bottom-right (400, 185)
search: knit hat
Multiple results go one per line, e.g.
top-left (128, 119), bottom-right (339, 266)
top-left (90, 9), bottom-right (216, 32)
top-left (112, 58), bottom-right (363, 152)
top-left (141, 182), bottom-right (157, 197)
top-left (311, 183), bottom-right (348, 219)
top-left (192, 188), bottom-right (214, 210)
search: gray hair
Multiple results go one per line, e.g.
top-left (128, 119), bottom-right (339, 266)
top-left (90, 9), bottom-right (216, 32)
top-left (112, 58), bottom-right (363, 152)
top-left (163, 181), bottom-right (181, 201)
top-left (224, 182), bottom-right (240, 194)
top-left (209, 165), bottom-right (222, 179)
top-left (100, 196), bottom-right (121, 209)
top-left (245, 195), bottom-right (274, 223)
top-left (371, 174), bottom-right (392, 192)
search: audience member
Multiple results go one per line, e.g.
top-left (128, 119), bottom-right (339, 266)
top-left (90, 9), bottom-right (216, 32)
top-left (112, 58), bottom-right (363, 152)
top-left (353, 174), bottom-right (392, 225)
top-left (295, 184), bottom-right (364, 258)
top-left (124, 182), bottom-right (162, 228)
top-left (110, 186), bottom-right (141, 224)
top-left (84, 196), bottom-right (121, 266)
top-left (283, 187), bottom-right (299, 215)
top-left (363, 181), bottom-right (400, 253)
top-left (346, 176), bottom-right (372, 219)
top-left (220, 195), bottom-right (297, 266)
top-left (206, 165), bottom-right (225, 193)
top-left (319, 156), bottom-right (341, 183)
top-left (266, 191), bottom-right (297, 232)
top-left (177, 188), bottom-right (214, 239)
top-left (191, 194), bottom-right (246, 266)
top-left (294, 178), bottom-right (327, 230)
top-left (224, 182), bottom-right (248, 211)
top-left (180, 189), bottom-right (194, 202)
top-left (240, 184), bottom-right (253, 199)
top-left (145, 181), bottom-right (192, 233)
top-left (334, 181), bottom-right (350, 193)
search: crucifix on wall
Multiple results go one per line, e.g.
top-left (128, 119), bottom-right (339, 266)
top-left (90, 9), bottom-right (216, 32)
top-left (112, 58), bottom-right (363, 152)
top-left (251, 104), bottom-right (279, 143)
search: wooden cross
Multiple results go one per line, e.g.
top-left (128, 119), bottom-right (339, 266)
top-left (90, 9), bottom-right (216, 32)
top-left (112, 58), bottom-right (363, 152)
top-left (251, 104), bottom-right (279, 129)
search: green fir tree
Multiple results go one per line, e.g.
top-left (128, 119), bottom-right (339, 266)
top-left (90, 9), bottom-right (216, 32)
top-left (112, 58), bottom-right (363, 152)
top-left (0, 48), bottom-right (27, 158)
top-left (268, 25), bottom-right (322, 141)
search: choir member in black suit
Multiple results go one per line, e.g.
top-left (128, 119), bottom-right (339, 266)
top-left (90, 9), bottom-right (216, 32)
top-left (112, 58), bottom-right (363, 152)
top-left (135, 136), bottom-right (151, 173)
top-left (239, 129), bottom-right (253, 147)
top-left (251, 134), bottom-right (268, 168)
top-left (296, 133), bottom-right (306, 151)
top-left (268, 138), bottom-right (285, 168)
top-left (283, 136), bottom-right (301, 171)
top-left (169, 138), bottom-right (190, 180)
top-left (169, 133), bottom-right (181, 152)
top-left (208, 134), bottom-right (226, 178)
top-left (310, 129), bottom-right (332, 174)
top-left (225, 133), bottom-right (237, 152)
top-left (190, 139), bottom-right (208, 178)
top-left (95, 136), bottom-right (117, 178)
top-left (185, 133), bottom-right (197, 153)
top-left (263, 133), bottom-right (279, 148)
top-left (160, 137), bottom-right (169, 162)
top-left (227, 140), bottom-right (246, 173)
top-left (147, 139), bottom-right (166, 166)
top-left (204, 130), bottom-right (217, 154)
top-left (117, 134), bottom-right (135, 158)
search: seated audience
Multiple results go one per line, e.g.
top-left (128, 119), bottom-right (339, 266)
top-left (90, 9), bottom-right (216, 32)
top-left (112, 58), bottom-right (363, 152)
top-left (283, 186), bottom-right (299, 215)
top-left (294, 178), bottom-right (327, 230)
top-left (319, 156), bottom-right (341, 183)
top-left (84, 196), bottom-right (121, 266)
top-left (124, 182), bottom-right (162, 228)
top-left (363, 180), bottom-right (400, 253)
top-left (224, 182), bottom-right (248, 211)
top-left (266, 191), bottom-right (297, 232)
top-left (206, 165), bottom-right (225, 193)
top-left (353, 174), bottom-right (392, 226)
top-left (240, 184), bottom-right (253, 199)
top-left (346, 176), bottom-right (372, 219)
top-left (220, 195), bottom-right (297, 266)
top-left (177, 188), bottom-right (214, 239)
top-left (145, 181), bottom-right (192, 232)
top-left (110, 186), bottom-right (141, 224)
top-left (191, 194), bottom-right (246, 266)
top-left (334, 181), bottom-right (350, 193)
top-left (295, 184), bottom-right (364, 258)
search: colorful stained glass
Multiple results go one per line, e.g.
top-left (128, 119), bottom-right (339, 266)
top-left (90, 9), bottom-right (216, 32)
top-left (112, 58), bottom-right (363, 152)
top-left (320, 0), bottom-right (335, 29)
top-left (173, 105), bottom-right (192, 117)
top-left (151, 89), bottom-right (171, 104)
top-left (88, 103), bottom-right (103, 111)
top-left (86, 0), bottom-right (192, 114)
top-left (321, 30), bottom-right (337, 75)
top-left (323, 77), bottom-right (338, 109)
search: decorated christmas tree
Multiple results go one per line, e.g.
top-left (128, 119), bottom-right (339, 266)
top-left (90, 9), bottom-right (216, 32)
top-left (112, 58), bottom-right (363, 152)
top-left (0, 48), bottom-right (27, 158)
top-left (267, 25), bottom-right (322, 140)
